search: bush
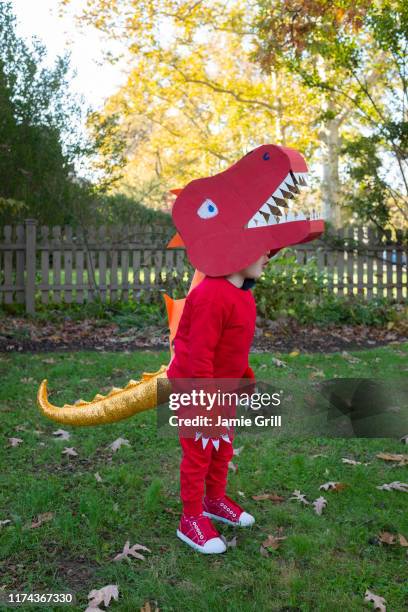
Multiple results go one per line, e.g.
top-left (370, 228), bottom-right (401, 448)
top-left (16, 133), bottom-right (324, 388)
top-left (254, 249), bottom-right (395, 326)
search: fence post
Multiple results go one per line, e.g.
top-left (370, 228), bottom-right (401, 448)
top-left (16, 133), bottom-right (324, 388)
top-left (25, 218), bottom-right (37, 314)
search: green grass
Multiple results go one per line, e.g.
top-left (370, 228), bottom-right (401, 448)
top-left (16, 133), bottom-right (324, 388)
top-left (1, 345), bottom-right (407, 611)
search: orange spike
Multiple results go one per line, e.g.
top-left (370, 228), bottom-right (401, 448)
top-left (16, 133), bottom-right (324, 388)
top-left (169, 188), bottom-right (183, 195)
top-left (163, 270), bottom-right (205, 356)
top-left (167, 232), bottom-right (185, 248)
top-left (163, 294), bottom-right (186, 359)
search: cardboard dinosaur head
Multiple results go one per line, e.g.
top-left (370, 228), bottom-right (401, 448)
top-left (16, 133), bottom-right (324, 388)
top-left (170, 144), bottom-right (324, 276)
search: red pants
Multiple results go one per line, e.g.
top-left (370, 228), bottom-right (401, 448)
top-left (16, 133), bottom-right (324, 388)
top-left (179, 434), bottom-right (234, 515)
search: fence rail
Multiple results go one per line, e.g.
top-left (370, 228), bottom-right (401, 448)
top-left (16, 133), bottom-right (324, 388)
top-left (0, 220), bottom-right (407, 313)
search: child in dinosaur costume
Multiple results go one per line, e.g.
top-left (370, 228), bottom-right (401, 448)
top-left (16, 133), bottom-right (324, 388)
top-left (37, 143), bottom-right (324, 555)
top-left (165, 144), bottom-right (324, 554)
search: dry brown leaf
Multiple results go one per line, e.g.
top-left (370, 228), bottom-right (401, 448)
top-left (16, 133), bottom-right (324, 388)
top-left (398, 534), bottom-right (408, 547)
top-left (108, 437), bottom-right (131, 453)
top-left (289, 490), bottom-right (309, 505)
top-left (259, 545), bottom-right (269, 557)
top-left (378, 531), bottom-right (397, 545)
top-left (228, 461), bottom-right (238, 473)
top-left (341, 351), bottom-right (360, 364)
top-left (272, 357), bottom-right (286, 367)
top-left (377, 481), bottom-right (408, 492)
top-left (113, 540), bottom-right (151, 562)
top-left (262, 534), bottom-right (287, 550)
top-left (30, 512), bottom-right (54, 529)
top-left (62, 447), bottom-right (78, 457)
top-left (376, 452), bottom-right (408, 464)
top-left (319, 481), bottom-right (347, 492)
top-left (364, 589), bottom-right (386, 611)
top-left (52, 429), bottom-right (71, 440)
top-left (312, 497), bottom-right (327, 515)
top-left (140, 602), bottom-right (160, 612)
top-left (309, 370), bottom-right (325, 379)
top-left (8, 437), bottom-right (23, 447)
top-left (220, 534), bottom-right (237, 548)
top-left (86, 584), bottom-right (119, 610)
top-left (252, 492), bottom-right (285, 503)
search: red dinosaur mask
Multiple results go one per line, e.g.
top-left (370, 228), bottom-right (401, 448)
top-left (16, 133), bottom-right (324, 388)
top-left (170, 144), bottom-right (324, 276)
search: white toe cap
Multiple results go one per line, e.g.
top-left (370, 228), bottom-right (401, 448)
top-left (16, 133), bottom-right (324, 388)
top-left (202, 537), bottom-right (227, 553)
top-left (238, 511), bottom-right (255, 527)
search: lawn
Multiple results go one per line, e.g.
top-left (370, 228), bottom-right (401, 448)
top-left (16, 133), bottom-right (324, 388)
top-left (1, 345), bottom-right (407, 611)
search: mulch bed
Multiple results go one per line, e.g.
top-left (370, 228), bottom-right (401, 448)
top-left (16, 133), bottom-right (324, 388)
top-left (1, 315), bottom-right (406, 354)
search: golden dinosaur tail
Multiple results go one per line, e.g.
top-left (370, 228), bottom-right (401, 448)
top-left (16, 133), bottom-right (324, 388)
top-left (37, 365), bottom-right (170, 426)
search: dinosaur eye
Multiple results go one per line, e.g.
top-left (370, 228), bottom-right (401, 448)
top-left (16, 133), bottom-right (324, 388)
top-left (197, 198), bottom-right (219, 219)
top-left (263, 152), bottom-right (270, 160)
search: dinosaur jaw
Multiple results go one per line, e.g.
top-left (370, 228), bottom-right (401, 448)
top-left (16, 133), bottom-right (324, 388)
top-left (244, 171), bottom-right (313, 228)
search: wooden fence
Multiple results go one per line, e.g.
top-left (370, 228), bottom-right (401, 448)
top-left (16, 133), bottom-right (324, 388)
top-left (0, 220), bottom-right (407, 314)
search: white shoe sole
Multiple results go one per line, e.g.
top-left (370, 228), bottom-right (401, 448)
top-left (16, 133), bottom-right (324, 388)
top-left (176, 530), bottom-right (227, 554)
top-left (203, 510), bottom-right (255, 527)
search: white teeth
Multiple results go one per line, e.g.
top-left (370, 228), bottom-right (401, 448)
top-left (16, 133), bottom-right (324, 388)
top-left (246, 170), bottom-right (308, 228)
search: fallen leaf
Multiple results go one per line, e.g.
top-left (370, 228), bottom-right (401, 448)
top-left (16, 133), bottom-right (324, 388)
top-left (342, 458), bottom-right (364, 465)
top-left (376, 481), bottom-right (408, 492)
top-left (341, 351), bottom-right (360, 364)
top-left (237, 490), bottom-right (245, 497)
top-left (94, 472), bottom-right (103, 482)
top-left (140, 602), bottom-right (160, 612)
top-left (8, 437), bottom-right (23, 447)
top-left (319, 481), bottom-right (347, 492)
top-left (376, 452), bottom-right (408, 466)
top-left (289, 350), bottom-right (300, 357)
top-left (228, 461), bottom-right (238, 473)
top-left (289, 490), bottom-right (309, 505)
top-left (52, 429), bottom-right (71, 440)
top-left (309, 370), bottom-right (325, 379)
top-left (86, 584), bottom-right (119, 611)
top-left (108, 437), bottom-right (131, 453)
top-left (62, 447), bottom-right (78, 457)
top-left (378, 531), bottom-right (397, 545)
top-left (113, 540), bottom-right (151, 562)
top-left (30, 512), bottom-right (54, 529)
top-left (233, 446), bottom-right (244, 456)
top-left (252, 492), bottom-right (285, 503)
top-left (220, 534), bottom-right (237, 548)
top-left (262, 534), bottom-right (287, 550)
top-left (398, 534), bottom-right (408, 547)
top-left (312, 496), bottom-right (327, 515)
top-left (0, 519), bottom-right (11, 527)
top-left (272, 357), bottom-right (286, 368)
top-left (259, 545), bottom-right (269, 557)
top-left (364, 589), bottom-right (386, 612)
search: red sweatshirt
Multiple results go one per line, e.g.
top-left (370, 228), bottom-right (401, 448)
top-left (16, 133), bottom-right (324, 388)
top-left (167, 276), bottom-right (256, 379)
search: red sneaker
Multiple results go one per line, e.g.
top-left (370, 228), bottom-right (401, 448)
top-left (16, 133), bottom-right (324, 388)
top-left (176, 513), bottom-right (227, 554)
top-left (203, 494), bottom-right (255, 527)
